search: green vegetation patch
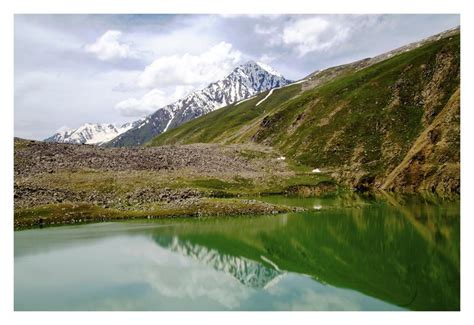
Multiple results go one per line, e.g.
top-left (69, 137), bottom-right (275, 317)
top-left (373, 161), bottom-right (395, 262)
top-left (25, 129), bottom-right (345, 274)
top-left (148, 83), bottom-right (302, 146)
top-left (14, 198), bottom-right (300, 230)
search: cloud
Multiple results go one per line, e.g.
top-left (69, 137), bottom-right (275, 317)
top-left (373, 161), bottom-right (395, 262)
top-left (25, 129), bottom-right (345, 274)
top-left (254, 24), bottom-right (278, 35)
top-left (219, 14), bottom-right (282, 20)
top-left (115, 86), bottom-right (194, 117)
top-left (14, 68), bottom-right (140, 139)
top-left (55, 125), bottom-right (73, 133)
top-left (259, 53), bottom-right (277, 64)
top-left (136, 41), bottom-right (243, 89)
top-left (114, 41), bottom-right (244, 117)
top-left (253, 16), bottom-right (382, 58)
top-left (85, 30), bottom-right (139, 61)
top-left (281, 17), bottom-right (351, 56)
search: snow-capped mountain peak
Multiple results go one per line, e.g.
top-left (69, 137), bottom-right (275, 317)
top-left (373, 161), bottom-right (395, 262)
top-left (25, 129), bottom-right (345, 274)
top-left (44, 121), bottom-right (142, 145)
top-left (241, 60), bottom-right (284, 78)
top-left (106, 61), bottom-right (292, 147)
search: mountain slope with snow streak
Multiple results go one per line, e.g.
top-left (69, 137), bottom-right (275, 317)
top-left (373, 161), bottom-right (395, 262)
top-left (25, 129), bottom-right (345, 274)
top-left (105, 61), bottom-right (292, 147)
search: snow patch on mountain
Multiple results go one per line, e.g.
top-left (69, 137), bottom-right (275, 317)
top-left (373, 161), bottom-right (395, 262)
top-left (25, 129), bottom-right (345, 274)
top-left (256, 88), bottom-right (276, 106)
top-left (255, 61), bottom-right (284, 78)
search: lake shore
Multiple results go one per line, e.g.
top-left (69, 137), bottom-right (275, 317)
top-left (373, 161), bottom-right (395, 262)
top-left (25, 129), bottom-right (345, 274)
top-left (14, 138), bottom-right (326, 230)
top-left (14, 198), bottom-right (304, 230)
top-left (14, 138), bottom-right (458, 230)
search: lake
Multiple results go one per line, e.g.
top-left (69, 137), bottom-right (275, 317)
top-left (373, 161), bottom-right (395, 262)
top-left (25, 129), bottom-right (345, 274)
top-left (14, 194), bottom-right (460, 311)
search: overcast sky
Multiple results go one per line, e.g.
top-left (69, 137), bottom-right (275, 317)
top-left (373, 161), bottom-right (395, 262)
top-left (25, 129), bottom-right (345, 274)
top-left (14, 14), bottom-right (460, 140)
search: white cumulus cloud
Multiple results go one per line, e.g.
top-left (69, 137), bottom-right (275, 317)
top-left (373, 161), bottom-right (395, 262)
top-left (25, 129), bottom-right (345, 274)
top-left (115, 86), bottom-right (194, 117)
top-left (85, 30), bottom-right (138, 61)
top-left (282, 17), bottom-right (350, 56)
top-left (254, 16), bottom-right (382, 58)
top-left (114, 41), bottom-right (244, 117)
top-left (137, 41), bottom-right (243, 89)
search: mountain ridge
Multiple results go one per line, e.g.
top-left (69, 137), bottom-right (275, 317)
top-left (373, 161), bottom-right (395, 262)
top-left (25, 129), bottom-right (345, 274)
top-left (44, 121), bottom-right (142, 145)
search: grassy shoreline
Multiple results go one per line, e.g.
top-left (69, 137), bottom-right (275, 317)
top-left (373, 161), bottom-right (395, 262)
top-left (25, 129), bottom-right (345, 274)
top-left (14, 197), bottom-right (305, 230)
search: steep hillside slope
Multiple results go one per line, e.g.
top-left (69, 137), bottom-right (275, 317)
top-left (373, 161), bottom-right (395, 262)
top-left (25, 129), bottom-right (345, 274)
top-left (150, 30), bottom-right (460, 195)
top-left (147, 82), bottom-right (304, 145)
top-left (380, 88), bottom-right (459, 194)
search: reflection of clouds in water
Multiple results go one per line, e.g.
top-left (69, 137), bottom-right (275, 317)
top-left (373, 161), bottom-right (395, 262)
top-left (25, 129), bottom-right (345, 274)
top-left (16, 225), bottom-right (405, 311)
top-left (124, 237), bottom-right (252, 309)
top-left (263, 273), bottom-right (286, 290)
top-left (262, 274), bottom-right (401, 311)
top-left (145, 236), bottom-right (398, 311)
top-left (271, 286), bottom-right (359, 311)
top-left (275, 289), bottom-right (360, 310)
top-left (134, 236), bottom-right (399, 311)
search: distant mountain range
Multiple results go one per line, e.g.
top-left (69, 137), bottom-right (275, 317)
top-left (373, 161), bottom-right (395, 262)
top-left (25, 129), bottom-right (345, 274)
top-left (44, 61), bottom-right (291, 146)
top-left (44, 121), bottom-right (142, 145)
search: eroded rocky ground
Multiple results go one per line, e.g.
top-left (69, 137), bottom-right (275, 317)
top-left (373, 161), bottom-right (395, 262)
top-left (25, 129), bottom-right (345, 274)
top-left (14, 138), bottom-right (317, 229)
top-left (15, 139), bottom-right (285, 177)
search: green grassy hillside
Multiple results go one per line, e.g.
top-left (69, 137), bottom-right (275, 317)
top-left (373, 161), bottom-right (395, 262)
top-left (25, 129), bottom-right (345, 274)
top-left (148, 82), bottom-right (303, 145)
top-left (149, 33), bottom-right (460, 195)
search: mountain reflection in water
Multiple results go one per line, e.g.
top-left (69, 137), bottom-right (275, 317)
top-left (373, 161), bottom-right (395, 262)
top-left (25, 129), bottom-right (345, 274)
top-left (155, 236), bottom-right (283, 289)
top-left (15, 194), bottom-right (459, 311)
top-left (148, 194), bottom-right (460, 311)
